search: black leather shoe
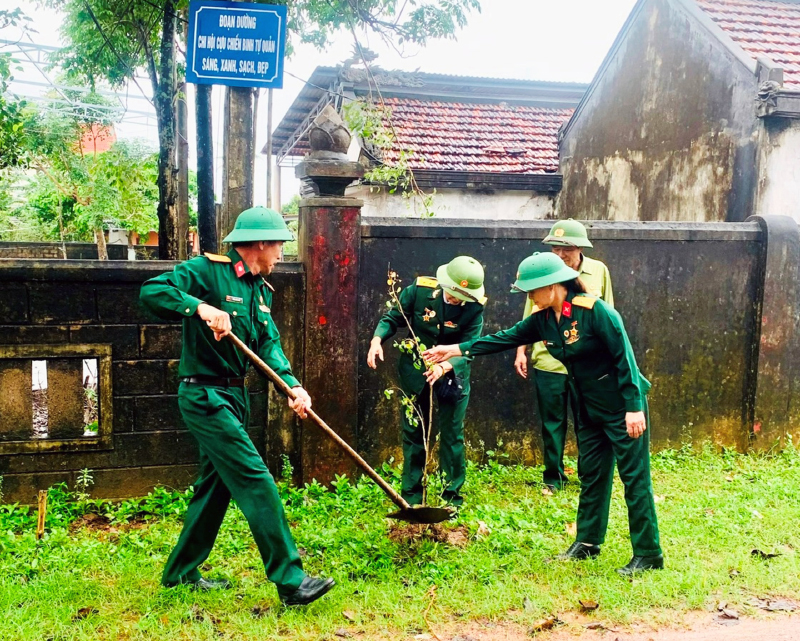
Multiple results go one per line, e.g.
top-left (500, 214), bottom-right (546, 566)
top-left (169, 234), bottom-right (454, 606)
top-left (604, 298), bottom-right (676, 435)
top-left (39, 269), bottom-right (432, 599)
top-left (557, 541), bottom-right (601, 560)
top-left (281, 576), bottom-right (336, 606)
top-left (616, 554), bottom-right (664, 575)
top-left (190, 577), bottom-right (232, 591)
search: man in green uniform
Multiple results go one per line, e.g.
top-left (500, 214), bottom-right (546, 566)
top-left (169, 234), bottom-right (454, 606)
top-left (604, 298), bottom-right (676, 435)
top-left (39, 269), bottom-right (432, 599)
top-left (367, 256), bottom-right (486, 507)
top-left (425, 253), bottom-right (662, 574)
top-left (140, 206), bottom-right (334, 605)
top-left (514, 219), bottom-right (613, 491)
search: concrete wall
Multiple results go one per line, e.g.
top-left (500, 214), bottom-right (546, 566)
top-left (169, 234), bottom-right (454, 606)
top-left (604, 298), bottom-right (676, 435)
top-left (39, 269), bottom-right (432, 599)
top-left (558, 0), bottom-right (759, 223)
top-left (348, 185), bottom-right (555, 220)
top-left (754, 118), bottom-right (800, 222)
top-left (0, 260), bottom-right (304, 504)
top-left (0, 243), bottom-right (129, 260)
top-left (3, 216), bottom-right (800, 500)
top-left (357, 217), bottom-right (800, 472)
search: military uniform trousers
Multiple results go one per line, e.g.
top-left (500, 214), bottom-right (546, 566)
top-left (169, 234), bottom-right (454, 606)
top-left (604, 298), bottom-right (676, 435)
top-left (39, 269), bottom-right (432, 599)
top-left (162, 382), bottom-right (306, 595)
top-left (401, 381), bottom-right (470, 507)
top-left (574, 395), bottom-right (661, 557)
top-left (533, 369), bottom-right (580, 490)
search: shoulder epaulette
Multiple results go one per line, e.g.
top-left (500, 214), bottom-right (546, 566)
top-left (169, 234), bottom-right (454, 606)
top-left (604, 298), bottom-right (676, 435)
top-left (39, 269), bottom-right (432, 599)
top-left (416, 276), bottom-right (438, 288)
top-left (477, 295), bottom-right (488, 306)
top-left (204, 253), bottom-right (231, 263)
top-left (572, 296), bottom-right (597, 309)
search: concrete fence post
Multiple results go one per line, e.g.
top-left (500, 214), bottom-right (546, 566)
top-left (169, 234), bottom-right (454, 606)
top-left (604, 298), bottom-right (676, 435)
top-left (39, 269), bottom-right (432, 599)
top-left (295, 105), bottom-right (365, 484)
top-left (747, 214), bottom-right (800, 448)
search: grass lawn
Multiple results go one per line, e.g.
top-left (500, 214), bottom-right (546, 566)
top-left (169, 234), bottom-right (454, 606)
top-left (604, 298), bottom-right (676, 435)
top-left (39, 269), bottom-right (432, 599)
top-left (0, 446), bottom-right (799, 640)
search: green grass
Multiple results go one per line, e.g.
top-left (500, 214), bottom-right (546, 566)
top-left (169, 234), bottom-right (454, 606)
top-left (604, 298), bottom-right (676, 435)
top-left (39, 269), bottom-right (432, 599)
top-left (1, 445), bottom-right (799, 640)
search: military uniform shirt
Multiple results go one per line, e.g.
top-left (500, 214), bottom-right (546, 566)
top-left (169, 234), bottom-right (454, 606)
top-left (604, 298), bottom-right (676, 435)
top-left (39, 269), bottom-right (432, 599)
top-left (523, 255), bottom-right (614, 374)
top-left (461, 293), bottom-right (649, 415)
top-left (373, 277), bottom-right (485, 396)
top-left (140, 248), bottom-right (300, 388)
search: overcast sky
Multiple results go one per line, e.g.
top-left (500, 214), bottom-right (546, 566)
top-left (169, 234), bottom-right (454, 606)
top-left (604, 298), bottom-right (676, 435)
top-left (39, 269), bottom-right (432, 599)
top-left (2, 0), bottom-right (638, 205)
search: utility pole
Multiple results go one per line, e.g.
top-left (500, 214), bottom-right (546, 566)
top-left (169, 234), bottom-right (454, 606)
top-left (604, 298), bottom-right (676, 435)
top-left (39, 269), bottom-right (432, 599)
top-left (266, 88), bottom-right (273, 208)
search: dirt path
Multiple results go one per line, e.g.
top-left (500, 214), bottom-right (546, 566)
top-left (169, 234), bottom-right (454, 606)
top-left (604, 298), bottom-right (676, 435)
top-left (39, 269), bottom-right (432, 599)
top-left (436, 612), bottom-right (799, 641)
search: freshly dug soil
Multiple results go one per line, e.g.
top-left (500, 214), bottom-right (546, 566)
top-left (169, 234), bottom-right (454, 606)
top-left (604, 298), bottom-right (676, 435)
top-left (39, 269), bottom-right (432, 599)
top-left (387, 522), bottom-right (470, 547)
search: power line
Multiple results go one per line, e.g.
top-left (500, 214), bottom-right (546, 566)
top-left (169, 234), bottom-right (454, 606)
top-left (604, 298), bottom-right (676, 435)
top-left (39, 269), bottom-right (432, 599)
top-left (81, 0), bottom-right (154, 107)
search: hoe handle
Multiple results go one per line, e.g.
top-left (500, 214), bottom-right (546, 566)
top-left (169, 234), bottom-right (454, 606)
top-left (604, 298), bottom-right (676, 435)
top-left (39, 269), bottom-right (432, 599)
top-left (227, 332), bottom-right (411, 511)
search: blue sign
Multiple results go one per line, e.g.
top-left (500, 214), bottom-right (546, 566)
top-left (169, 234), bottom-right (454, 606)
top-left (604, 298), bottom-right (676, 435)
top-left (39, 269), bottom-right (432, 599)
top-left (186, 1), bottom-right (287, 89)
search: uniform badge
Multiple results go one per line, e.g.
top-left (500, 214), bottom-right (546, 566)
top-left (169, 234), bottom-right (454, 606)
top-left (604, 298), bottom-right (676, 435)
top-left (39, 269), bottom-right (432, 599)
top-left (565, 322), bottom-right (580, 345)
top-left (225, 295), bottom-right (243, 303)
top-left (554, 228), bottom-right (565, 237)
top-left (562, 301), bottom-right (572, 318)
top-left (444, 321), bottom-right (458, 329)
top-left (431, 289), bottom-right (441, 299)
top-left (422, 307), bottom-right (436, 322)
top-left (234, 261), bottom-right (246, 277)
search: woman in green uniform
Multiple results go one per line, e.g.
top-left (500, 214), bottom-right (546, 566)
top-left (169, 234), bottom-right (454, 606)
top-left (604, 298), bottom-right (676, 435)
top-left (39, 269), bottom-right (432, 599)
top-left (423, 252), bottom-right (663, 575)
top-left (368, 256), bottom-right (486, 508)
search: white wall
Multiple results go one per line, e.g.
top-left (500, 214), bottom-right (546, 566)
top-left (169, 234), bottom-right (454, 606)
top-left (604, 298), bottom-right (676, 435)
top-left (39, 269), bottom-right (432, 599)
top-left (347, 185), bottom-right (555, 220)
top-left (755, 119), bottom-right (800, 222)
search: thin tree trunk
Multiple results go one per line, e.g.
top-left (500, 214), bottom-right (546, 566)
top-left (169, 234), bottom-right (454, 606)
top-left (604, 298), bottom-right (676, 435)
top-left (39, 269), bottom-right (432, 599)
top-left (177, 83), bottom-right (189, 258)
top-left (175, 11), bottom-right (189, 259)
top-left (58, 200), bottom-right (67, 259)
top-left (94, 227), bottom-right (108, 260)
top-left (155, 0), bottom-right (179, 260)
top-left (195, 83), bottom-right (217, 254)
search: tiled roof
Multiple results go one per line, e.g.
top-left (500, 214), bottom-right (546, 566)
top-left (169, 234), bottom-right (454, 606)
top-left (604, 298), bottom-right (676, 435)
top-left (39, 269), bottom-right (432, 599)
top-left (695, 0), bottom-right (800, 89)
top-left (378, 97), bottom-right (573, 174)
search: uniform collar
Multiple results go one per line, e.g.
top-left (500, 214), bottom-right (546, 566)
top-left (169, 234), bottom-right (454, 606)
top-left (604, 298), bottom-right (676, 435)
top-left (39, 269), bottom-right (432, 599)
top-left (431, 286), bottom-right (466, 306)
top-left (226, 248), bottom-right (251, 279)
top-left (578, 255), bottom-right (596, 276)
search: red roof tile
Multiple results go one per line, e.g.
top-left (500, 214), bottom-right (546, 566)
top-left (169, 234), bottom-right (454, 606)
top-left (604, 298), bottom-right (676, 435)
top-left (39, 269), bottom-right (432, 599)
top-left (695, 0), bottom-right (800, 89)
top-left (378, 97), bottom-right (573, 174)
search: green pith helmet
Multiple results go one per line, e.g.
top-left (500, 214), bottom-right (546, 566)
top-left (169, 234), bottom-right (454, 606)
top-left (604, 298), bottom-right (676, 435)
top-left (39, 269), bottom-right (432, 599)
top-left (222, 206), bottom-right (294, 243)
top-left (436, 256), bottom-right (485, 302)
top-left (542, 218), bottom-right (593, 248)
top-left (510, 252), bottom-right (580, 293)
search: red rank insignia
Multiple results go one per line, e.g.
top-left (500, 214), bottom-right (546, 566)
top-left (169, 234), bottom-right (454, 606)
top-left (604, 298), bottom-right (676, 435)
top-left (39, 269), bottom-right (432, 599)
top-left (234, 261), bottom-right (246, 277)
top-left (562, 301), bottom-right (572, 318)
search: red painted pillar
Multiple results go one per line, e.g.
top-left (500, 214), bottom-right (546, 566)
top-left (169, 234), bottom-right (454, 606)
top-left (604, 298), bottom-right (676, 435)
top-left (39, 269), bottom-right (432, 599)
top-left (298, 197), bottom-right (362, 483)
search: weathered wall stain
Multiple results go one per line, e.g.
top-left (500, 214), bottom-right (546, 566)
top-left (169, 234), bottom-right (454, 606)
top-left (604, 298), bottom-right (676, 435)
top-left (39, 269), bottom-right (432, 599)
top-left (559, 0), bottom-right (758, 223)
top-left (0, 261), bottom-right (304, 504)
top-left (357, 219), bottom-right (777, 470)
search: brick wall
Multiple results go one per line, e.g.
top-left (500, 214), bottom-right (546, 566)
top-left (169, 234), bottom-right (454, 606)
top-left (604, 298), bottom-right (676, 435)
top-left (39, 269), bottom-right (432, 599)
top-left (0, 260), bottom-right (304, 503)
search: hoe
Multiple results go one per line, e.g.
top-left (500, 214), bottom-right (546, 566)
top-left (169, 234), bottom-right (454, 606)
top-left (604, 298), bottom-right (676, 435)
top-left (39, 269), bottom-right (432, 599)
top-left (228, 332), bottom-right (455, 525)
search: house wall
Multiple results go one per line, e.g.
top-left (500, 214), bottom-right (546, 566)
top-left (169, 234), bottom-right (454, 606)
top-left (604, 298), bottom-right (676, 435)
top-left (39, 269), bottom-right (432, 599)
top-left (348, 185), bottom-right (555, 220)
top-left (754, 118), bottom-right (800, 221)
top-left (558, 0), bottom-right (760, 223)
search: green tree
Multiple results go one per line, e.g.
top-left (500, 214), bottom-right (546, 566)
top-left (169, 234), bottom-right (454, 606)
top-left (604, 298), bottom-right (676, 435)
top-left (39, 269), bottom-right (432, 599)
top-left (46, 0), bottom-right (480, 256)
top-left (43, 0), bottom-right (182, 259)
top-left (0, 46), bottom-right (32, 170)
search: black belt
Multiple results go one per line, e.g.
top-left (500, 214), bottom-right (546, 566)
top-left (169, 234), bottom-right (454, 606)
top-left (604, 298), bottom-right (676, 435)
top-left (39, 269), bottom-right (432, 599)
top-left (181, 375), bottom-right (246, 387)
